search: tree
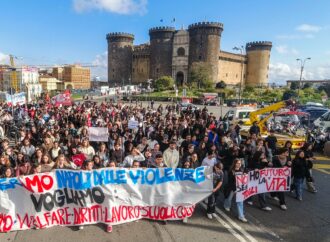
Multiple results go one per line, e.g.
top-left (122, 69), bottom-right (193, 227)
top-left (154, 76), bottom-right (174, 91)
top-left (216, 80), bottom-right (227, 89)
top-left (282, 90), bottom-right (298, 100)
top-left (290, 82), bottom-right (300, 90)
top-left (303, 82), bottom-right (312, 89)
top-left (189, 62), bottom-right (213, 89)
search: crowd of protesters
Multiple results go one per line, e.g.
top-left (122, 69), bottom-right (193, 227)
top-left (0, 100), bottom-right (317, 229)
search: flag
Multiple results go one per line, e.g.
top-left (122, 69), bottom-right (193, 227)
top-left (160, 19), bottom-right (163, 22)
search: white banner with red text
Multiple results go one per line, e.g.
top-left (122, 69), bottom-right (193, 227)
top-left (236, 167), bottom-right (291, 202)
top-left (0, 167), bottom-right (212, 232)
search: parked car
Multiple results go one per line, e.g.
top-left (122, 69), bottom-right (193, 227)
top-left (179, 103), bottom-right (199, 113)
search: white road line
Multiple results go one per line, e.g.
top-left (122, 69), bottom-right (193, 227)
top-left (200, 203), bottom-right (248, 242)
top-left (215, 206), bottom-right (258, 242)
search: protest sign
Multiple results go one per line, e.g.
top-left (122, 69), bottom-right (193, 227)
top-left (128, 119), bottom-right (139, 129)
top-left (0, 167), bottom-right (212, 232)
top-left (236, 167), bottom-right (291, 202)
top-left (88, 127), bottom-right (108, 142)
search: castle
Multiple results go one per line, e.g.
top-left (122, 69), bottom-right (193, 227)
top-left (106, 21), bottom-right (272, 87)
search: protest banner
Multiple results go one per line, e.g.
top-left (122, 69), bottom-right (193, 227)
top-left (51, 91), bottom-right (72, 107)
top-left (6, 92), bottom-right (26, 106)
top-left (236, 167), bottom-right (291, 202)
top-left (0, 167), bottom-right (212, 232)
top-left (88, 127), bottom-right (108, 142)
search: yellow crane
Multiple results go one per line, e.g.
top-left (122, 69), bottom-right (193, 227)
top-left (249, 100), bottom-right (295, 134)
top-left (9, 55), bottom-right (20, 93)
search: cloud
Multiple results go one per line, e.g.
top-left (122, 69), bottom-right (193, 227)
top-left (269, 62), bottom-right (330, 84)
top-left (275, 45), bottom-right (299, 55)
top-left (296, 24), bottom-right (322, 33)
top-left (73, 0), bottom-right (147, 15)
top-left (0, 52), bottom-right (9, 64)
top-left (91, 51), bottom-right (108, 80)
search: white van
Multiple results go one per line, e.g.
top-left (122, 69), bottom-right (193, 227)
top-left (223, 107), bottom-right (256, 123)
top-left (314, 111), bottom-right (330, 128)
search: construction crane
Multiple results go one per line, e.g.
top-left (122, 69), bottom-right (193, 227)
top-left (9, 55), bottom-right (20, 93)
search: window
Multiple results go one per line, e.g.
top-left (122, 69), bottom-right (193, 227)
top-left (226, 73), bottom-right (228, 77)
top-left (198, 55), bottom-right (202, 60)
top-left (156, 68), bottom-right (159, 73)
top-left (236, 74), bottom-right (238, 78)
top-left (177, 47), bottom-right (185, 56)
top-left (132, 68), bottom-right (135, 73)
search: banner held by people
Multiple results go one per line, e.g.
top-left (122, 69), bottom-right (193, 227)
top-left (236, 167), bottom-right (291, 202)
top-left (88, 127), bottom-right (108, 142)
top-left (0, 166), bottom-right (212, 232)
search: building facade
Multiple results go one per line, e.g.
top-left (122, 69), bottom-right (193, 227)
top-left (52, 65), bottom-right (91, 89)
top-left (107, 22), bottom-right (272, 87)
top-left (3, 67), bottom-right (42, 101)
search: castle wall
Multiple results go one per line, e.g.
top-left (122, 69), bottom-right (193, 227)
top-left (149, 27), bottom-right (175, 80)
top-left (218, 51), bottom-right (247, 85)
top-left (188, 22), bottom-right (223, 83)
top-left (132, 45), bottom-right (150, 83)
top-left (245, 41), bottom-right (272, 86)
top-left (106, 33), bottom-right (134, 86)
top-left (172, 30), bottom-right (189, 85)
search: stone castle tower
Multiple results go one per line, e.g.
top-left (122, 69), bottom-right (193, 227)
top-left (106, 22), bottom-right (272, 87)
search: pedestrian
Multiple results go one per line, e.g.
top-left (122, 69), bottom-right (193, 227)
top-left (223, 158), bottom-right (248, 222)
top-left (206, 162), bottom-right (224, 219)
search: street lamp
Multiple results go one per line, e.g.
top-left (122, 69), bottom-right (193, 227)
top-left (296, 57), bottom-right (311, 101)
top-left (233, 46), bottom-right (244, 104)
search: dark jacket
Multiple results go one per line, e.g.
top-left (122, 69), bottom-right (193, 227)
top-left (292, 157), bottom-right (310, 179)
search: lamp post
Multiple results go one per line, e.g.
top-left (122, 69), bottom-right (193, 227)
top-left (233, 46), bottom-right (244, 104)
top-left (296, 57), bottom-right (311, 101)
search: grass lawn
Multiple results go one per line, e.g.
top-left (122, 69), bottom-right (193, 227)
top-left (71, 93), bottom-right (83, 100)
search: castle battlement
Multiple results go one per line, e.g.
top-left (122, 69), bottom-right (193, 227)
top-left (188, 21), bottom-right (223, 30)
top-left (149, 26), bottom-right (175, 34)
top-left (133, 44), bottom-right (150, 56)
top-left (106, 32), bottom-right (134, 40)
top-left (246, 41), bottom-right (272, 51)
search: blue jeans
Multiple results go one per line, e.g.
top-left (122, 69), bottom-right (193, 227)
top-left (224, 191), bottom-right (245, 219)
top-left (294, 177), bottom-right (304, 199)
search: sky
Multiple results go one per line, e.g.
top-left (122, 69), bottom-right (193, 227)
top-left (0, 0), bottom-right (329, 84)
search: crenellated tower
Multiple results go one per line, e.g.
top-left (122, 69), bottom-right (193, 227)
top-left (245, 41), bottom-right (272, 86)
top-left (188, 22), bottom-right (223, 83)
top-left (106, 32), bottom-right (134, 85)
top-left (149, 27), bottom-right (175, 80)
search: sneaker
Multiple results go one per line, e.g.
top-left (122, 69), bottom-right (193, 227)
top-left (183, 217), bottom-right (188, 223)
top-left (224, 206), bottom-right (230, 212)
top-left (247, 201), bottom-right (253, 206)
top-left (79, 226), bottom-right (84, 230)
top-left (280, 204), bottom-right (287, 210)
top-left (207, 213), bottom-right (213, 219)
top-left (272, 196), bottom-right (280, 201)
top-left (106, 225), bottom-right (113, 233)
top-left (239, 217), bottom-right (248, 223)
top-left (211, 213), bottom-right (217, 217)
top-left (296, 196), bottom-right (302, 201)
top-left (261, 206), bottom-right (272, 211)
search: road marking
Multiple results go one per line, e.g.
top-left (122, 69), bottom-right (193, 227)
top-left (200, 203), bottom-right (248, 242)
top-left (314, 164), bottom-right (330, 175)
top-left (214, 206), bottom-right (258, 242)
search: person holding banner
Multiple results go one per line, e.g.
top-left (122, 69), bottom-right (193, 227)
top-left (223, 158), bottom-right (247, 222)
top-left (207, 162), bottom-right (224, 219)
top-left (271, 148), bottom-right (292, 210)
top-left (246, 151), bottom-right (272, 211)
